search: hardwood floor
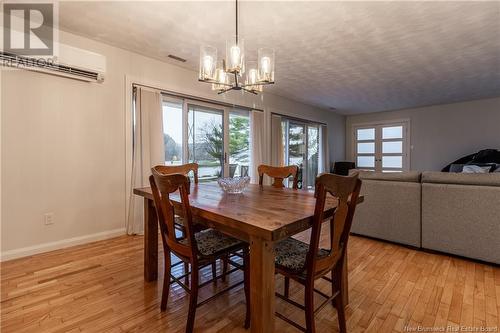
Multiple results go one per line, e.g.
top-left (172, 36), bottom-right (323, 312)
top-left (1, 230), bottom-right (499, 332)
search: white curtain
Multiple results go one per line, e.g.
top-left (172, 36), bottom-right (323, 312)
top-left (318, 125), bottom-right (330, 173)
top-left (127, 87), bottom-right (164, 235)
top-left (249, 110), bottom-right (265, 184)
top-left (271, 115), bottom-right (284, 167)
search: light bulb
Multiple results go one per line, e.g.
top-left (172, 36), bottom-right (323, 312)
top-left (249, 69), bottom-right (258, 84)
top-left (203, 55), bottom-right (213, 77)
top-left (261, 56), bottom-right (271, 74)
top-left (230, 45), bottom-right (241, 68)
top-left (218, 69), bottom-right (226, 83)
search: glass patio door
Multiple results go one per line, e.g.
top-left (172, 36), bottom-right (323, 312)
top-left (281, 119), bottom-right (322, 189)
top-left (228, 109), bottom-right (251, 178)
top-left (306, 125), bottom-right (319, 189)
top-left (187, 104), bottom-right (225, 182)
top-left (285, 122), bottom-right (306, 188)
top-left (161, 96), bottom-right (251, 182)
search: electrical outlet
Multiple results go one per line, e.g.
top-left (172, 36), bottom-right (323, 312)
top-left (44, 213), bottom-right (54, 225)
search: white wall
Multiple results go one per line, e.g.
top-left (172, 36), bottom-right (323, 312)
top-left (346, 97), bottom-right (500, 171)
top-left (0, 30), bottom-right (345, 258)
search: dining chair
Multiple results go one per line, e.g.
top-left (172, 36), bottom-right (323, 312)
top-left (153, 163), bottom-right (199, 231)
top-left (273, 173), bottom-right (362, 333)
top-left (258, 164), bottom-right (299, 189)
top-left (154, 164), bottom-right (209, 282)
top-left (149, 170), bottom-right (250, 333)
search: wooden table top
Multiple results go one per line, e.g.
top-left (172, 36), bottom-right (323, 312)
top-left (134, 182), bottom-right (362, 242)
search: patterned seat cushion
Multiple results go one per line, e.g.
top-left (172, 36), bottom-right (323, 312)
top-left (275, 237), bottom-right (330, 272)
top-left (174, 215), bottom-right (184, 227)
top-left (180, 229), bottom-right (243, 257)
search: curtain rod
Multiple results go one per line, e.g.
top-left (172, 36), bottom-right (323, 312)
top-left (132, 83), bottom-right (264, 112)
top-left (271, 112), bottom-right (327, 126)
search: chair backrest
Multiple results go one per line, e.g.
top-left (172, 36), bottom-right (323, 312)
top-left (307, 173), bottom-right (362, 278)
top-left (258, 164), bottom-right (299, 189)
top-left (149, 167), bottom-right (197, 261)
top-left (154, 163), bottom-right (199, 184)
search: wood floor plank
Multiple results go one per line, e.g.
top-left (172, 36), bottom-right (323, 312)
top-left (1, 232), bottom-right (499, 332)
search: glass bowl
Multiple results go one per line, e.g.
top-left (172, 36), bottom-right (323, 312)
top-left (217, 176), bottom-right (251, 194)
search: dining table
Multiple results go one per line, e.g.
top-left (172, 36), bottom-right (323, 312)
top-left (134, 182), bottom-right (362, 333)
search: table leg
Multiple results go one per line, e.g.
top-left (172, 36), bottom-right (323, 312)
top-left (144, 198), bottom-right (158, 282)
top-left (249, 237), bottom-right (275, 333)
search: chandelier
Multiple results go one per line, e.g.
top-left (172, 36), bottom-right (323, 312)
top-left (198, 0), bottom-right (275, 95)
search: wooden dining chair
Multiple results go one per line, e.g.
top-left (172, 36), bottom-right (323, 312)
top-left (154, 163), bottom-right (199, 184)
top-left (149, 170), bottom-right (250, 333)
top-left (153, 164), bottom-right (208, 282)
top-left (258, 164), bottom-right (299, 189)
top-left (153, 163), bottom-right (199, 232)
top-left (273, 173), bottom-right (362, 333)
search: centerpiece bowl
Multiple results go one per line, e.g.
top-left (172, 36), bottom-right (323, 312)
top-left (217, 176), bottom-right (251, 194)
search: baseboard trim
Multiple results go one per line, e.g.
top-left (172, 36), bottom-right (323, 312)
top-left (0, 228), bottom-right (127, 262)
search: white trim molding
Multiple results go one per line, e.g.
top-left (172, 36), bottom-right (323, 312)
top-left (0, 228), bottom-right (126, 262)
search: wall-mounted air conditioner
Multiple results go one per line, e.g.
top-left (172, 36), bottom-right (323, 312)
top-left (0, 43), bottom-right (106, 83)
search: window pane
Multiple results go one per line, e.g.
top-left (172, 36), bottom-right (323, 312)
top-left (229, 110), bottom-right (250, 177)
top-left (382, 141), bottom-right (403, 154)
top-left (162, 100), bottom-right (183, 165)
top-left (288, 123), bottom-right (305, 189)
top-left (357, 142), bottom-right (375, 154)
top-left (357, 128), bottom-right (375, 141)
top-left (382, 126), bottom-right (403, 139)
top-left (188, 105), bottom-right (224, 181)
top-left (357, 156), bottom-right (375, 168)
top-left (382, 156), bottom-right (403, 168)
top-left (306, 126), bottom-right (319, 189)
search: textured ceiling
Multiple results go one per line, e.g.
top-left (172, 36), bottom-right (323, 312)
top-left (58, 1), bottom-right (500, 114)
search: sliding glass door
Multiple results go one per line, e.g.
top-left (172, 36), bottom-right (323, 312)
top-left (228, 110), bottom-right (250, 177)
top-left (282, 119), bottom-right (321, 189)
top-left (306, 125), bottom-right (319, 188)
top-left (187, 104), bottom-right (224, 181)
top-left (162, 98), bottom-right (184, 165)
top-left (161, 96), bottom-right (250, 181)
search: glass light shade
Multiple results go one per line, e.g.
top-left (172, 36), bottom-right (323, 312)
top-left (245, 61), bottom-right (262, 92)
top-left (258, 48), bottom-right (275, 83)
top-left (225, 36), bottom-right (245, 74)
top-left (212, 60), bottom-right (231, 91)
top-left (199, 45), bottom-right (217, 81)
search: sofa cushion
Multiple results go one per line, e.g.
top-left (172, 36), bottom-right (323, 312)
top-left (422, 171), bottom-right (500, 187)
top-left (422, 183), bottom-right (500, 264)
top-left (354, 170), bottom-right (421, 183)
top-left (351, 179), bottom-right (421, 247)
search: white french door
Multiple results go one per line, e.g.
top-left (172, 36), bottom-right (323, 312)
top-left (353, 121), bottom-right (410, 172)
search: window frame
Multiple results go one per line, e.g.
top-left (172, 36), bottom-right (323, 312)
top-left (351, 119), bottom-right (411, 172)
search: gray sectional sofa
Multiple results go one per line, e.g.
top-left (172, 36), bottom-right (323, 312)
top-left (350, 171), bottom-right (422, 247)
top-left (351, 170), bottom-right (500, 264)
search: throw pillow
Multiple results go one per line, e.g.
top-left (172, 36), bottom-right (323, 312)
top-left (449, 164), bottom-right (464, 172)
top-left (462, 165), bottom-right (492, 173)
